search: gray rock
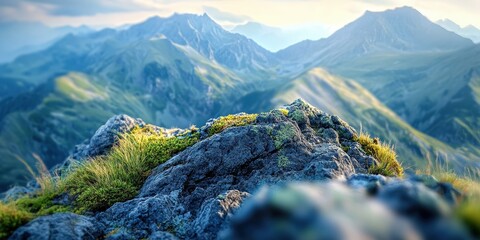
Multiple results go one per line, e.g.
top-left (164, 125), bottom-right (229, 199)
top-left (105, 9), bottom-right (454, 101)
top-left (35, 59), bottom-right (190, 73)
top-left (378, 181), bottom-right (451, 220)
top-left (94, 99), bottom-right (375, 239)
top-left (408, 174), bottom-right (462, 205)
top-left (9, 213), bottom-right (102, 240)
top-left (139, 113), bottom-right (364, 212)
top-left (347, 173), bottom-right (388, 188)
top-left (319, 128), bottom-right (340, 144)
top-left (377, 181), bottom-right (473, 239)
top-left (1, 186), bottom-right (32, 201)
top-left (97, 193), bottom-right (187, 239)
top-left (70, 114), bottom-right (145, 161)
top-left (149, 231), bottom-right (178, 240)
top-left (191, 190), bottom-right (250, 239)
top-left (223, 182), bottom-right (420, 240)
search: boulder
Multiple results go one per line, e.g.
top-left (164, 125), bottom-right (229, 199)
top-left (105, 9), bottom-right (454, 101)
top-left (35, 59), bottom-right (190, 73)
top-left (9, 213), bottom-right (102, 240)
top-left (95, 99), bottom-right (374, 238)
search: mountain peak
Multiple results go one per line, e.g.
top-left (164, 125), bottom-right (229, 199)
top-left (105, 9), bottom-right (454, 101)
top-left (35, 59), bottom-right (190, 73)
top-left (331, 6), bottom-right (472, 52)
top-left (277, 6), bottom-right (473, 65)
top-left (364, 6), bottom-right (420, 15)
top-left (121, 12), bottom-right (275, 71)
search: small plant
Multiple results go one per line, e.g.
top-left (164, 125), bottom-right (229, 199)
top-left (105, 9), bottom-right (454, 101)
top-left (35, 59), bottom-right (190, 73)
top-left (417, 156), bottom-right (480, 238)
top-left (0, 202), bottom-right (33, 238)
top-left (208, 114), bottom-right (257, 136)
top-left (354, 132), bottom-right (403, 177)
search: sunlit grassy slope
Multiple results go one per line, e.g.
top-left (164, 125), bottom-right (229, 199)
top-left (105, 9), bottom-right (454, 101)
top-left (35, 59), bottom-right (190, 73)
top-left (0, 73), bottom-right (156, 190)
top-left (329, 45), bottom-right (480, 155)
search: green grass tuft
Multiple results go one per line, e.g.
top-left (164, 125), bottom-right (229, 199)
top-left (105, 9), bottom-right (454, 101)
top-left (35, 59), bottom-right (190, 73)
top-left (0, 129), bottom-right (200, 236)
top-left (208, 114), bottom-right (257, 136)
top-left (355, 132), bottom-right (403, 177)
top-left (63, 131), bottom-right (200, 212)
top-left (0, 202), bottom-right (33, 238)
top-left (419, 162), bottom-right (480, 238)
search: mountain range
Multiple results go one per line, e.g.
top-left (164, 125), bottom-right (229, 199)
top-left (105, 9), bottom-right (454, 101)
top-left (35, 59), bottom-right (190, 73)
top-left (0, 6), bottom-right (478, 191)
top-left (436, 18), bottom-right (480, 43)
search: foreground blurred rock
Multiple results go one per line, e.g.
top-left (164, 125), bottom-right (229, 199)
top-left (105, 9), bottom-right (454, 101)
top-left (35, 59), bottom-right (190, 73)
top-left (7, 99), bottom-right (474, 239)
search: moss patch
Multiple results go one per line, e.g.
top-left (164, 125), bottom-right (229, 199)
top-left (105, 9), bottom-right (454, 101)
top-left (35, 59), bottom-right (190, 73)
top-left (208, 114), bottom-right (258, 136)
top-left (272, 124), bottom-right (297, 149)
top-left (277, 155), bottom-right (290, 168)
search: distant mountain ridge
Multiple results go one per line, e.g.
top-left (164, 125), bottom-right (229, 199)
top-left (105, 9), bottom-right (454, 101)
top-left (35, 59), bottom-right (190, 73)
top-left (277, 6), bottom-right (473, 66)
top-left (436, 19), bottom-right (480, 43)
top-left (122, 14), bottom-right (278, 73)
top-left (0, 22), bottom-right (92, 64)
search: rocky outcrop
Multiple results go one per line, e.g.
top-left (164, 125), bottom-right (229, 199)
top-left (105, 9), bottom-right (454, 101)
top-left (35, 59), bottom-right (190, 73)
top-left (6, 99), bottom-right (474, 239)
top-left (69, 114), bottom-right (146, 162)
top-left (9, 213), bottom-right (102, 240)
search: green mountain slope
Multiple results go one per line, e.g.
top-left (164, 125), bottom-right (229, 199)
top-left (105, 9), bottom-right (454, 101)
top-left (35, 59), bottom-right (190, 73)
top-left (228, 68), bottom-right (478, 171)
top-left (0, 73), bottom-right (156, 190)
top-left (329, 44), bottom-right (480, 155)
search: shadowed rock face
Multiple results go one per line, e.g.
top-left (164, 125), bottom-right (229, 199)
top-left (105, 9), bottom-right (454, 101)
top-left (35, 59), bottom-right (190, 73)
top-left (7, 100), bottom-right (474, 240)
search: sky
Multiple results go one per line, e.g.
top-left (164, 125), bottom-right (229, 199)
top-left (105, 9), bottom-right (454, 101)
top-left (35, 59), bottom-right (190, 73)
top-left (0, 0), bottom-right (479, 30)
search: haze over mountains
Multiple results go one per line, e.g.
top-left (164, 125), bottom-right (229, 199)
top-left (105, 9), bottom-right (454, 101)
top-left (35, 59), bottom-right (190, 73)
top-left (231, 21), bottom-right (333, 52)
top-left (436, 18), bottom-right (480, 43)
top-left (0, 6), bottom-right (478, 191)
top-left (0, 22), bottom-right (92, 63)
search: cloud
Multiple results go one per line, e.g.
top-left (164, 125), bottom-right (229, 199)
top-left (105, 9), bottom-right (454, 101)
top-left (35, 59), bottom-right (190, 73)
top-left (202, 6), bottom-right (252, 24)
top-left (0, 0), bottom-right (478, 30)
top-left (0, 0), bottom-right (151, 17)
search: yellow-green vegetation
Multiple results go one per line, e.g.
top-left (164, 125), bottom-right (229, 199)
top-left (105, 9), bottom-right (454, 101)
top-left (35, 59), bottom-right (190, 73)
top-left (0, 202), bottom-right (33, 238)
top-left (208, 114), bottom-right (258, 136)
top-left (56, 73), bottom-right (107, 102)
top-left (0, 129), bottom-right (200, 237)
top-left (272, 124), bottom-right (297, 149)
top-left (457, 197), bottom-right (480, 237)
top-left (290, 109), bottom-right (306, 123)
top-left (439, 174), bottom-right (480, 237)
top-left (279, 108), bottom-right (289, 117)
top-left (355, 132), bottom-right (403, 177)
top-left (420, 163), bottom-right (480, 237)
top-left (63, 130), bottom-right (199, 212)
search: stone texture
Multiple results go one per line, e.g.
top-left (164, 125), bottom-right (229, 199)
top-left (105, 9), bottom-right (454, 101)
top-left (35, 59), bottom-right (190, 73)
top-left (9, 213), bottom-right (102, 240)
